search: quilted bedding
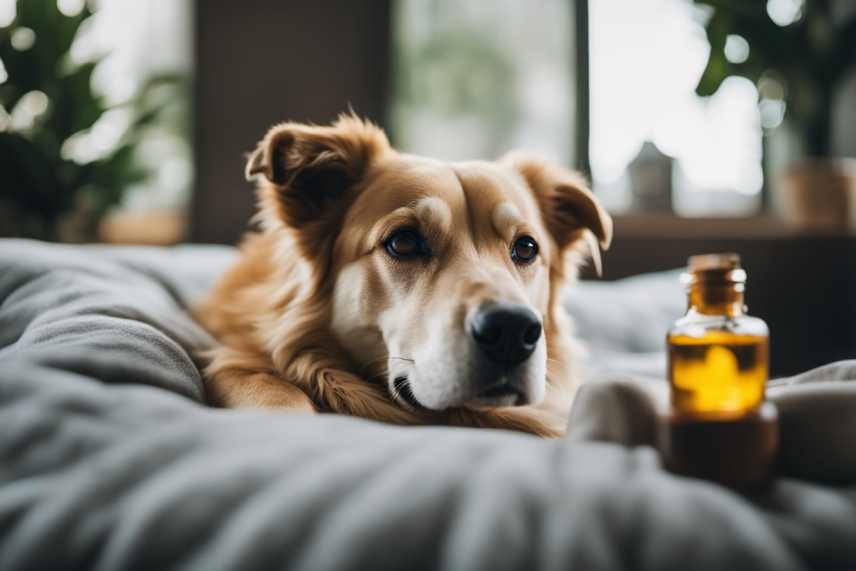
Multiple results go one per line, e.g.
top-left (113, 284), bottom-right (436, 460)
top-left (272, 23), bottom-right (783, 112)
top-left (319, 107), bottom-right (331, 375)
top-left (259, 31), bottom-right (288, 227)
top-left (1, 239), bottom-right (855, 571)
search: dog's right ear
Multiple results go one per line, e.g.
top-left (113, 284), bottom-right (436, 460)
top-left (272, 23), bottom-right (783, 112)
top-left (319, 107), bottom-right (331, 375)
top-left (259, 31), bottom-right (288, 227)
top-left (246, 114), bottom-right (390, 229)
top-left (504, 152), bottom-right (612, 275)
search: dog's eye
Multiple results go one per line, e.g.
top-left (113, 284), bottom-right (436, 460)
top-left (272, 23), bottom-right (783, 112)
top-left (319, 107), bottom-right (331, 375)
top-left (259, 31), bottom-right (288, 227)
top-left (385, 229), bottom-right (429, 259)
top-left (511, 236), bottom-right (539, 264)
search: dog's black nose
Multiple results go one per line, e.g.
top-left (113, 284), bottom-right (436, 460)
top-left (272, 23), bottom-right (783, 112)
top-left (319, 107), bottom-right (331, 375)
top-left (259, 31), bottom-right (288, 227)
top-left (470, 302), bottom-right (542, 367)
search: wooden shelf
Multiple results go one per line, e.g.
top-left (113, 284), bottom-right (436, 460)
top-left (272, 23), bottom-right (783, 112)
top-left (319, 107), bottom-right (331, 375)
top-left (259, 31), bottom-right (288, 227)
top-left (611, 213), bottom-right (851, 240)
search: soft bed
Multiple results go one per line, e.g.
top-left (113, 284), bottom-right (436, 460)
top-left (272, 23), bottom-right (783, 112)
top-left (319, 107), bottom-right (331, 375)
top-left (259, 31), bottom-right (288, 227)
top-left (1, 239), bottom-right (855, 571)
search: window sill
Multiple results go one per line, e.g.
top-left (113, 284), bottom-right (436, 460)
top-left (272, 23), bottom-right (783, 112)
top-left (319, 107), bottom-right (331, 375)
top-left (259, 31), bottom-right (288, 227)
top-left (611, 213), bottom-right (851, 240)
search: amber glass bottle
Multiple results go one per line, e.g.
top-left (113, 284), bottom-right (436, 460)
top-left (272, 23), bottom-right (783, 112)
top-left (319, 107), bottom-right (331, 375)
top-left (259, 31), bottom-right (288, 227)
top-left (668, 253), bottom-right (769, 418)
top-left (661, 253), bottom-right (778, 492)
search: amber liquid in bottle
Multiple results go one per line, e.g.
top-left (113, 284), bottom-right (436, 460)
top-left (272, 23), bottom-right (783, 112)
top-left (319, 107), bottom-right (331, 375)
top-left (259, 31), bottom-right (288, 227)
top-left (670, 333), bottom-right (768, 416)
top-left (667, 254), bottom-right (769, 420)
top-left (661, 254), bottom-right (777, 491)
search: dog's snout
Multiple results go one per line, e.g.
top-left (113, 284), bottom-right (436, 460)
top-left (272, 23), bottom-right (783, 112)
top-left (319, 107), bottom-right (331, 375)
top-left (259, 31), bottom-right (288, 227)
top-left (470, 302), bottom-right (542, 367)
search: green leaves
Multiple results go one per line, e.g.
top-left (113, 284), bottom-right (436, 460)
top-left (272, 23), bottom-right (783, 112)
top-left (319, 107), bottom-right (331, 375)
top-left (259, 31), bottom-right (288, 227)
top-left (691, 0), bottom-right (855, 156)
top-left (54, 61), bottom-right (106, 137)
top-left (0, 0), bottom-right (93, 107)
top-left (0, 0), bottom-right (186, 240)
top-left (0, 131), bottom-right (64, 218)
top-left (693, 1), bottom-right (802, 97)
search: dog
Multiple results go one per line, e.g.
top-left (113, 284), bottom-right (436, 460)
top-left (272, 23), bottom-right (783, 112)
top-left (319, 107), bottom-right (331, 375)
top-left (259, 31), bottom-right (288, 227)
top-left (195, 114), bottom-right (611, 437)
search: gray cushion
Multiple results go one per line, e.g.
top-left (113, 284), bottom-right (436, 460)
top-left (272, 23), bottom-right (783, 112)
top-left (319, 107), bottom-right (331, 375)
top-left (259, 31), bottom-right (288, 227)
top-left (1, 239), bottom-right (855, 571)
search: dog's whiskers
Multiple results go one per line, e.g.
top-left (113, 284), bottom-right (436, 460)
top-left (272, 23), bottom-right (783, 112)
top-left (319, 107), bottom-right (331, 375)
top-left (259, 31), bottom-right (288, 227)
top-left (391, 375), bottom-right (422, 410)
top-left (389, 377), bottom-right (410, 408)
top-left (360, 355), bottom-right (417, 408)
top-left (390, 380), bottom-right (404, 402)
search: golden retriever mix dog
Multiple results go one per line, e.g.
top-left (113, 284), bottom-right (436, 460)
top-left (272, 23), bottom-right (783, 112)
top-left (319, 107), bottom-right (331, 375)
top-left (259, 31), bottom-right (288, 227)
top-left (196, 114), bottom-right (611, 437)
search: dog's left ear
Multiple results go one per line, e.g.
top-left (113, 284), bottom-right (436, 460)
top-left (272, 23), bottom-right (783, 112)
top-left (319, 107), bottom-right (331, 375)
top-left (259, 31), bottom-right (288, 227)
top-left (246, 114), bottom-right (390, 229)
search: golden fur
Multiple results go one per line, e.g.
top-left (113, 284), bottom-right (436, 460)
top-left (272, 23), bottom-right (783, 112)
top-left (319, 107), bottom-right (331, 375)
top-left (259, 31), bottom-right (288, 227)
top-left (195, 114), bottom-right (611, 437)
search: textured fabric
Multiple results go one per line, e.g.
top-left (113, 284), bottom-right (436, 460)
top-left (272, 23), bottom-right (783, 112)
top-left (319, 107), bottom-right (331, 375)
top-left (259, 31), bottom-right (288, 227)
top-left (1, 239), bottom-right (855, 571)
top-left (567, 369), bottom-right (856, 484)
top-left (566, 270), bottom-right (685, 381)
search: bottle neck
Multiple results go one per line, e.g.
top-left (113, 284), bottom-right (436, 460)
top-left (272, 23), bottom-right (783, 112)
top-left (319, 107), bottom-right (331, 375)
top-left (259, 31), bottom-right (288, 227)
top-left (687, 282), bottom-right (745, 317)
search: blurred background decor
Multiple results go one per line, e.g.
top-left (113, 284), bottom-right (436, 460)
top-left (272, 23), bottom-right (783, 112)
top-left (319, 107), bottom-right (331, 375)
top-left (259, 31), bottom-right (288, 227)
top-left (627, 141), bottom-right (674, 212)
top-left (0, 0), bottom-right (853, 375)
top-left (392, 0), bottom-right (574, 166)
top-left (694, 0), bottom-right (856, 227)
top-left (0, 0), bottom-right (190, 242)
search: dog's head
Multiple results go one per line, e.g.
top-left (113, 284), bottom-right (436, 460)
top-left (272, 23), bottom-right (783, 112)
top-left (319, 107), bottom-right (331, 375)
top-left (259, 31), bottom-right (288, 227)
top-left (247, 115), bottom-right (611, 412)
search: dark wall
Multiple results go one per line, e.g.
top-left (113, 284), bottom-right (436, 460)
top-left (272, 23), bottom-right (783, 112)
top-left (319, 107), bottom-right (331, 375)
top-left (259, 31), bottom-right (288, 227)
top-left (191, 1), bottom-right (391, 244)
top-left (588, 230), bottom-right (856, 377)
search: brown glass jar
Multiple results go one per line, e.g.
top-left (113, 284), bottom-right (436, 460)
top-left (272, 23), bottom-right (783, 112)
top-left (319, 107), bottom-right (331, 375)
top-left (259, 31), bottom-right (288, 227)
top-left (659, 254), bottom-right (778, 492)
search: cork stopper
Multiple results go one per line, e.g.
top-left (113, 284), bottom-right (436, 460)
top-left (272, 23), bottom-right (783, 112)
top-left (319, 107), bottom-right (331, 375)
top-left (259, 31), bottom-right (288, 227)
top-left (689, 252), bottom-right (740, 271)
top-left (681, 253), bottom-right (746, 287)
top-left (680, 253), bottom-right (747, 315)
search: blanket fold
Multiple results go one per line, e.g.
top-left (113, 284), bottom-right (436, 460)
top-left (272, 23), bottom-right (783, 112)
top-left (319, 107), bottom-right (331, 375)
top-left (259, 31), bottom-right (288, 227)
top-left (1, 239), bottom-right (854, 571)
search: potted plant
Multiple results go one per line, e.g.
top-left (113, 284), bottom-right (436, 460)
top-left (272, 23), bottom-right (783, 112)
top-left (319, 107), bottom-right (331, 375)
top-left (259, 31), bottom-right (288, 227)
top-left (0, 0), bottom-right (186, 241)
top-left (693, 0), bottom-right (856, 227)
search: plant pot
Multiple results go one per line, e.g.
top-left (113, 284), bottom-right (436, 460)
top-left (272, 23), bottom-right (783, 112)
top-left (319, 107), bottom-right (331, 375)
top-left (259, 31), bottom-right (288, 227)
top-left (777, 159), bottom-right (856, 229)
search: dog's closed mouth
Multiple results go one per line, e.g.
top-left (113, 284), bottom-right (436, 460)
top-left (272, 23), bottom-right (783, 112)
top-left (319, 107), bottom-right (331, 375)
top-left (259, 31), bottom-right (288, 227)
top-left (468, 382), bottom-right (524, 408)
top-left (480, 384), bottom-right (520, 399)
top-left (393, 376), bottom-right (423, 409)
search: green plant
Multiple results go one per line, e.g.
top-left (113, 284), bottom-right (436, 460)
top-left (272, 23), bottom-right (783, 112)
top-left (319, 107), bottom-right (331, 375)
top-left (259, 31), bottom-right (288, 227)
top-left (694, 0), bottom-right (856, 157)
top-left (0, 0), bottom-right (185, 240)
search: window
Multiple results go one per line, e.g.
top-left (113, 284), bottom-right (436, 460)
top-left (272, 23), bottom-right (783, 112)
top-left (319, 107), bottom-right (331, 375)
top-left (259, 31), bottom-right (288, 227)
top-left (392, 0), bottom-right (575, 166)
top-left (393, 0), bottom-right (766, 217)
top-left (589, 0), bottom-right (763, 215)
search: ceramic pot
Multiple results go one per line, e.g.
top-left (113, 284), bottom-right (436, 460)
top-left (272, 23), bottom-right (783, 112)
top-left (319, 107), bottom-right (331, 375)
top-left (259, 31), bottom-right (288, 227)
top-left (777, 158), bottom-right (856, 229)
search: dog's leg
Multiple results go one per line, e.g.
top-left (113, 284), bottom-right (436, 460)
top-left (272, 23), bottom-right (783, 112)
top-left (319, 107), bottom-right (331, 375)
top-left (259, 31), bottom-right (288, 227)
top-left (203, 347), bottom-right (316, 413)
top-left (308, 367), bottom-right (434, 425)
top-left (206, 370), bottom-right (317, 412)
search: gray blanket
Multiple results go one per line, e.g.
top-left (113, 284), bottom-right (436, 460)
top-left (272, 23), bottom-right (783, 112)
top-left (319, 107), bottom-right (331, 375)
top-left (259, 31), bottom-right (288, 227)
top-left (1, 239), bottom-right (855, 571)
